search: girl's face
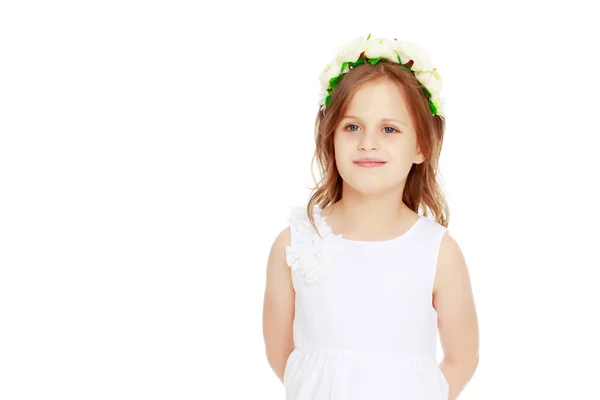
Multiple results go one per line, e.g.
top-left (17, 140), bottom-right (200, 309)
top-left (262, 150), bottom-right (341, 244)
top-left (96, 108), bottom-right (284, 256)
top-left (333, 78), bottom-right (425, 196)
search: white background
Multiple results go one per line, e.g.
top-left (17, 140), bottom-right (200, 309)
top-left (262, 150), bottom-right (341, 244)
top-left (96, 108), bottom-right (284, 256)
top-left (1, 0), bottom-right (599, 399)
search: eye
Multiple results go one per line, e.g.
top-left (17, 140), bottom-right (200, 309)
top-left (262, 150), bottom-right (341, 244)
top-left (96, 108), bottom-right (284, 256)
top-left (342, 124), bottom-right (401, 134)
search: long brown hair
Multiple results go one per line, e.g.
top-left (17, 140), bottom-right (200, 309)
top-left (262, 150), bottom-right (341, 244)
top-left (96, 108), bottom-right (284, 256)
top-left (306, 59), bottom-right (449, 235)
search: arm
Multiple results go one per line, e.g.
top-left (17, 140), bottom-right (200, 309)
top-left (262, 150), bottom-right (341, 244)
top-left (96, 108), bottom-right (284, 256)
top-left (262, 227), bottom-right (295, 384)
top-left (433, 232), bottom-right (480, 400)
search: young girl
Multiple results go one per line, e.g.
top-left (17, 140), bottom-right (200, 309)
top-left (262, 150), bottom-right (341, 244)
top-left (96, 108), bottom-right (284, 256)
top-left (263, 34), bottom-right (479, 400)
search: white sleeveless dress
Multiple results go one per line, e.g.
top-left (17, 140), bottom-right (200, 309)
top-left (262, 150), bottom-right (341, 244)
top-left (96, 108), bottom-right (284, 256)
top-left (283, 205), bottom-right (450, 400)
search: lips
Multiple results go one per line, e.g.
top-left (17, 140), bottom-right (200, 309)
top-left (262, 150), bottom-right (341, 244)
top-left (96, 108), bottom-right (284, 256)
top-left (353, 159), bottom-right (386, 168)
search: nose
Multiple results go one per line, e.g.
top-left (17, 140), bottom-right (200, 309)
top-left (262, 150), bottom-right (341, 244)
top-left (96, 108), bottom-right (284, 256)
top-left (358, 130), bottom-right (379, 151)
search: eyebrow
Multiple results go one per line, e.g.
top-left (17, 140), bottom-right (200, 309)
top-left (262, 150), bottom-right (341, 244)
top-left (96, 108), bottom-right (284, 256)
top-left (342, 115), bottom-right (408, 127)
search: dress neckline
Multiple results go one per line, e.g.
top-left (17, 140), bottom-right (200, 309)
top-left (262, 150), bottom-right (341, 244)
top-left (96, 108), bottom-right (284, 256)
top-left (315, 205), bottom-right (424, 245)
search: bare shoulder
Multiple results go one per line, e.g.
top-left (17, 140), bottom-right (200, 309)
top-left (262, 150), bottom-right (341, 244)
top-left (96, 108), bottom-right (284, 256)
top-left (434, 231), bottom-right (469, 294)
top-left (274, 226), bottom-right (291, 250)
top-left (433, 228), bottom-right (479, 362)
top-left (439, 232), bottom-right (466, 272)
top-left (264, 226), bottom-right (293, 292)
top-left (263, 226), bottom-right (295, 381)
top-left (267, 226), bottom-right (291, 269)
top-left (433, 231), bottom-right (479, 361)
top-left (263, 226), bottom-right (294, 322)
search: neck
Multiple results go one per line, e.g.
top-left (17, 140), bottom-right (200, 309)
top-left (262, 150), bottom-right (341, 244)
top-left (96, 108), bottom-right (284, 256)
top-left (333, 184), bottom-right (413, 228)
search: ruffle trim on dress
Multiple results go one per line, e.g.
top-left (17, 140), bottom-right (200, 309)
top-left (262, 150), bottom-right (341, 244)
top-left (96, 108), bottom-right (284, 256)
top-left (285, 205), bottom-right (342, 285)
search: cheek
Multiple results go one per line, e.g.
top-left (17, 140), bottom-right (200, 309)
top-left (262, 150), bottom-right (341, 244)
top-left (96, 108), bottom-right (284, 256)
top-left (391, 135), bottom-right (418, 157)
top-left (333, 133), bottom-right (350, 157)
top-left (333, 136), bottom-right (355, 175)
top-left (393, 144), bottom-right (415, 159)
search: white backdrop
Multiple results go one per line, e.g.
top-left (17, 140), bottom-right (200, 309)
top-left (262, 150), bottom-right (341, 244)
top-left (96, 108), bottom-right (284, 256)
top-left (1, 0), bottom-right (599, 399)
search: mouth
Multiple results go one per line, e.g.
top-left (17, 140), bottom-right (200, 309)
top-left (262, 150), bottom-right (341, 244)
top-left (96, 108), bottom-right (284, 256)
top-left (353, 160), bottom-right (387, 168)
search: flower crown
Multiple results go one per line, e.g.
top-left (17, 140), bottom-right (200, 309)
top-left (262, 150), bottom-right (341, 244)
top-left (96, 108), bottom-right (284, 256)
top-left (318, 34), bottom-right (445, 117)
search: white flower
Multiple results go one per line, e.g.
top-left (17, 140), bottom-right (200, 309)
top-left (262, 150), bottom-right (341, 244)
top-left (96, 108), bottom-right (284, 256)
top-left (414, 69), bottom-right (445, 116)
top-left (319, 60), bottom-right (348, 89)
top-left (304, 266), bottom-right (324, 284)
top-left (317, 87), bottom-right (329, 107)
top-left (363, 37), bottom-right (399, 62)
top-left (334, 36), bottom-right (367, 63)
top-left (393, 41), bottom-right (434, 71)
top-left (432, 94), bottom-right (445, 116)
top-left (284, 206), bottom-right (340, 285)
top-left (414, 69), bottom-right (442, 98)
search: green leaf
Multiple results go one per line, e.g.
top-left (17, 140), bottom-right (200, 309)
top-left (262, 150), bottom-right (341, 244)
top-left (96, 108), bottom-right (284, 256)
top-left (429, 101), bottom-right (437, 115)
top-left (368, 57), bottom-right (382, 65)
top-left (395, 51), bottom-right (402, 64)
top-left (366, 33), bottom-right (371, 40)
top-left (325, 93), bottom-right (332, 107)
top-left (341, 62), bottom-right (348, 73)
top-left (402, 64), bottom-right (411, 72)
top-left (329, 74), bottom-right (343, 89)
top-left (351, 59), bottom-right (366, 68)
top-left (421, 86), bottom-right (432, 98)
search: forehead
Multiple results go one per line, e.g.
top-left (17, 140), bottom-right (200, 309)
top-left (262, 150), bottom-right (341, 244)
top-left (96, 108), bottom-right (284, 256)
top-left (345, 78), bottom-right (411, 123)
